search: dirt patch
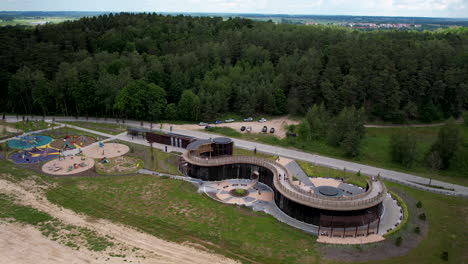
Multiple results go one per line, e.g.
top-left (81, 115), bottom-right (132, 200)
top-left (316, 187), bottom-right (428, 262)
top-left (0, 124), bottom-right (20, 134)
top-left (168, 116), bottom-right (299, 139)
top-left (0, 175), bottom-right (238, 264)
top-left (50, 136), bottom-right (96, 149)
top-left (96, 156), bottom-right (142, 174)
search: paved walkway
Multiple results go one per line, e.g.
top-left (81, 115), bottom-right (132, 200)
top-left (282, 159), bottom-right (314, 187)
top-left (0, 124), bottom-right (65, 144)
top-left (4, 115), bottom-right (468, 197)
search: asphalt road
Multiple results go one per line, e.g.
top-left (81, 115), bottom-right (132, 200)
top-left (4, 115), bottom-right (468, 197)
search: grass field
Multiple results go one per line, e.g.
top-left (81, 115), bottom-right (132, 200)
top-left (297, 160), bottom-right (368, 187)
top-left (61, 121), bottom-right (127, 135)
top-left (0, 156), bottom-right (466, 263)
top-left (46, 175), bottom-right (320, 263)
top-left (202, 125), bottom-right (468, 187)
top-left (43, 126), bottom-right (105, 140)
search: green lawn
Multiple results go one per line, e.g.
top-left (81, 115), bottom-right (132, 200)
top-left (2, 120), bottom-right (57, 133)
top-left (297, 160), bottom-right (368, 187)
top-left (43, 126), bottom-right (105, 140)
top-left (201, 125), bottom-right (468, 187)
top-left (46, 175), bottom-right (320, 263)
top-left (0, 159), bottom-right (466, 263)
top-left (61, 121), bottom-right (127, 135)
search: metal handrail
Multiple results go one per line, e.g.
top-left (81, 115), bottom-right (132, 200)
top-left (183, 152), bottom-right (387, 210)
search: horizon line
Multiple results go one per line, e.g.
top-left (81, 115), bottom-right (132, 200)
top-left (1, 10), bottom-right (468, 20)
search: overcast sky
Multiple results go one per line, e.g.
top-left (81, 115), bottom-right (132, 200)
top-left (1, 0), bottom-right (467, 18)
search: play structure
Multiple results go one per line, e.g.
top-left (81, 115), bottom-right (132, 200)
top-left (7, 134), bottom-right (52, 150)
top-left (61, 135), bottom-right (87, 151)
top-left (9, 146), bottom-right (59, 164)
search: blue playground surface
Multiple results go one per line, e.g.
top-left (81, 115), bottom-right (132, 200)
top-left (9, 147), bottom-right (59, 164)
top-left (7, 135), bottom-right (53, 150)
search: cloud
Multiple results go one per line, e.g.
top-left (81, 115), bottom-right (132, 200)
top-left (0, 0), bottom-right (467, 17)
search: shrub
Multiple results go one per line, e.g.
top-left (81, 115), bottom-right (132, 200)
top-left (416, 201), bottom-right (422, 208)
top-left (419, 213), bottom-right (426, 221)
top-left (395, 236), bottom-right (403, 246)
top-left (414, 226), bottom-right (420, 234)
top-left (441, 251), bottom-right (449, 261)
top-left (356, 170), bottom-right (361, 177)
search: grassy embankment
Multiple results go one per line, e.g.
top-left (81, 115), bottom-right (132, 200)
top-left (61, 121), bottom-right (127, 135)
top-left (203, 125), bottom-right (468, 187)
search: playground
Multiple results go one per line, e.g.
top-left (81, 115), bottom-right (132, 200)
top-left (50, 135), bottom-right (96, 150)
top-left (7, 135), bottom-right (53, 150)
top-left (9, 147), bottom-right (59, 164)
top-left (82, 143), bottom-right (129, 159)
top-left (42, 156), bottom-right (95, 176)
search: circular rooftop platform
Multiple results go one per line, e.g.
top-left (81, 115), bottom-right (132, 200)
top-left (316, 186), bottom-right (342, 197)
top-left (212, 137), bottom-right (232, 144)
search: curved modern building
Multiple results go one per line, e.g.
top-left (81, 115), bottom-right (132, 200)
top-left (180, 137), bottom-right (387, 236)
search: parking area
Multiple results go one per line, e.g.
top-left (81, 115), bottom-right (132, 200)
top-left (171, 116), bottom-right (299, 139)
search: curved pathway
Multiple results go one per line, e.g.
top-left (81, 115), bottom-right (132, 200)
top-left (3, 115), bottom-right (468, 197)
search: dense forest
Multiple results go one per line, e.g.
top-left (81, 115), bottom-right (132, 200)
top-left (0, 13), bottom-right (467, 122)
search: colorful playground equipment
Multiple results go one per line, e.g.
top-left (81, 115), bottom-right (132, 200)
top-left (9, 146), bottom-right (59, 164)
top-left (7, 134), bottom-right (52, 150)
top-left (62, 135), bottom-right (86, 151)
top-left (7, 134), bottom-right (59, 164)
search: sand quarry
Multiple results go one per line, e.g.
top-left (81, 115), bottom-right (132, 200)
top-left (168, 116), bottom-right (299, 139)
top-left (0, 175), bottom-right (238, 264)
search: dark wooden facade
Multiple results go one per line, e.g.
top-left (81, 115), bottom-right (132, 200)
top-left (146, 132), bottom-right (193, 148)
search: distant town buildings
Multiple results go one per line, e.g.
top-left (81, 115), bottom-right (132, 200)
top-left (334, 22), bottom-right (422, 29)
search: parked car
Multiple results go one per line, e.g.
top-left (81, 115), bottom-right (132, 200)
top-left (199, 122), bottom-right (208, 126)
top-left (214, 120), bottom-right (222, 124)
top-left (225, 118), bottom-right (235, 123)
top-left (205, 125), bottom-right (212, 129)
top-left (243, 117), bottom-right (253, 122)
top-left (270, 128), bottom-right (275, 134)
top-left (246, 126), bottom-right (252, 132)
top-left (240, 126), bottom-right (246, 131)
top-left (262, 126), bottom-right (268, 133)
top-left (258, 118), bottom-right (267, 123)
top-left (286, 132), bottom-right (297, 137)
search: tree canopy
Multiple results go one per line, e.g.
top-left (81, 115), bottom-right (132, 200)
top-left (0, 13), bottom-right (466, 122)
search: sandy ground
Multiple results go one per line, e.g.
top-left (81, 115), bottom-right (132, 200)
top-left (0, 124), bottom-right (20, 134)
top-left (0, 176), bottom-right (238, 264)
top-left (168, 116), bottom-right (299, 139)
top-left (317, 234), bottom-right (384, 244)
top-left (42, 156), bottom-right (95, 176)
top-left (82, 143), bottom-right (129, 159)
